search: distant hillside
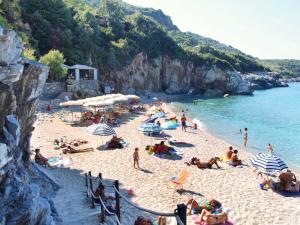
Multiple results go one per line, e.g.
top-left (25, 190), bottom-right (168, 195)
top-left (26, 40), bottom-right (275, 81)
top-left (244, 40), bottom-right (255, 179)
top-left (1, 0), bottom-right (267, 73)
top-left (260, 59), bottom-right (300, 77)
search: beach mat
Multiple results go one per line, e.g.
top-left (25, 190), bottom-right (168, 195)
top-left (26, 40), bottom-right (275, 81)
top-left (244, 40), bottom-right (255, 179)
top-left (154, 148), bottom-right (183, 160)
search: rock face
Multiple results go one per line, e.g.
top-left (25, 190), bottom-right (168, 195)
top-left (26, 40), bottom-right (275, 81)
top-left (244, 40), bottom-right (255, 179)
top-left (0, 26), bottom-right (54, 225)
top-left (102, 53), bottom-right (253, 96)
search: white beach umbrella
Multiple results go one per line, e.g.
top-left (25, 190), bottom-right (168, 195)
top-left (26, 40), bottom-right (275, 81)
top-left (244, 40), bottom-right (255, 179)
top-left (126, 95), bottom-right (140, 100)
top-left (113, 97), bottom-right (129, 104)
top-left (83, 100), bottom-right (114, 107)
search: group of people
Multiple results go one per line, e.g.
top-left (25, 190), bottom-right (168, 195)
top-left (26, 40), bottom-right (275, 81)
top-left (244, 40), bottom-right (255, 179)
top-left (225, 146), bottom-right (242, 166)
top-left (186, 198), bottom-right (229, 224)
top-left (261, 170), bottom-right (300, 192)
top-left (106, 135), bottom-right (125, 149)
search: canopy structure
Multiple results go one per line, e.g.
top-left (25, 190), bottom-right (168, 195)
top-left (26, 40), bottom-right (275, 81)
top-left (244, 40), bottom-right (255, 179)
top-left (83, 100), bottom-right (114, 107)
top-left (59, 93), bottom-right (139, 107)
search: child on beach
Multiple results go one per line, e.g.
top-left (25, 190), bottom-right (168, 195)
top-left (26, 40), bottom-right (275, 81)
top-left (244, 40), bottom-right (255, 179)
top-left (133, 147), bottom-right (140, 169)
top-left (181, 114), bottom-right (187, 132)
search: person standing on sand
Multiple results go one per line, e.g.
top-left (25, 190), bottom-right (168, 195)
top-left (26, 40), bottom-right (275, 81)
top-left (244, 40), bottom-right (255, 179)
top-left (181, 114), bottom-right (187, 132)
top-left (133, 147), bottom-right (140, 169)
top-left (268, 143), bottom-right (273, 154)
top-left (244, 128), bottom-right (248, 147)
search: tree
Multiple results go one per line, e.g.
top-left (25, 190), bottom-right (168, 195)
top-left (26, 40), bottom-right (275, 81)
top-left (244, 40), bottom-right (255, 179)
top-left (39, 50), bottom-right (67, 81)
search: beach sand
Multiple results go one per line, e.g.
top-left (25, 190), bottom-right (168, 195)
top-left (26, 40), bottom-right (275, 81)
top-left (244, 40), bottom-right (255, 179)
top-left (31, 101), bottom-right (300, 225)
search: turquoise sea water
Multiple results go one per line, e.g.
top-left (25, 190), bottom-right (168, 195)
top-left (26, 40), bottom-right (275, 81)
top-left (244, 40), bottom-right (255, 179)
top-left (170, 83), bottom-right (300, 170)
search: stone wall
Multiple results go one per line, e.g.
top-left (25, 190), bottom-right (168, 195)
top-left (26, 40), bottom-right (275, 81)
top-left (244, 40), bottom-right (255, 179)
top-left (0, 26), bottom-right (54, 225)
top-left (67, 80), bottom-right (99, 96)
top-left (42, 82), bottom-right (66, 99)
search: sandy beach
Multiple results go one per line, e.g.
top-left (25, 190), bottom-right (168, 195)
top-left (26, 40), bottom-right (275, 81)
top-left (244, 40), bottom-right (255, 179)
top-left (31, 99), bottom-right (300, 225)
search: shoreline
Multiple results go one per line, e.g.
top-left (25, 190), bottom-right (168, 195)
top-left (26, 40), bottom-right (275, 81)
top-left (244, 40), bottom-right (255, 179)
top-left (166, 96), bottom-right (300, 174)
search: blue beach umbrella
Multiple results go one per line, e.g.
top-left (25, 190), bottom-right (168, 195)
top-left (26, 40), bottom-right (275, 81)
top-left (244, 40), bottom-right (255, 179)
top-left (250, 153), bottom-right (288, 172)
top-left (138, 123), bottom-right (162, 134)
top-left (161, 121), bottom-right (180, 130)
top-left (150, 112), bottom-right (165, 120)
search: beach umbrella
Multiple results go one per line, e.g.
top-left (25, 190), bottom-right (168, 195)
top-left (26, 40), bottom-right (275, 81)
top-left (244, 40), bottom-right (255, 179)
top-left (150, 112), bottom-right (165, 120)
top-left (161, 121), bottom-right (180, 130)
top-left (83, 100), bottom-right (114, 107)
top-left (126, 95), bottom-right (140, 100)
top-left (138, 123), bottom-right (162, 134)
top-left (250, 153), bottom-right (288, 172)
top-left (87, 123), bottom-right (116, 136)
top-left (144, 117), bottom-right (158, 124)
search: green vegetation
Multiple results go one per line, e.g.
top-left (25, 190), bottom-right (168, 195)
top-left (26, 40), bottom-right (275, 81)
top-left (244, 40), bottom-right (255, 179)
top-left (1, 0), bottom-right (277, 80)
top-left (39, 50), bottom-right (67, 81)
top-left (260, 59), bottom-right (300, 78)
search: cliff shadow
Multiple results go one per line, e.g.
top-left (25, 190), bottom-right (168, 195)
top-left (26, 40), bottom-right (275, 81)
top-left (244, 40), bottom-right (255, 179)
top-left (31, 163), bottom-right (162, 224)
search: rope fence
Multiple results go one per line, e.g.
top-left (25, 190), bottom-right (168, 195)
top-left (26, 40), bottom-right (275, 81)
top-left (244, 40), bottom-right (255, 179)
top-left (85, 171), bottom-right (186, 225)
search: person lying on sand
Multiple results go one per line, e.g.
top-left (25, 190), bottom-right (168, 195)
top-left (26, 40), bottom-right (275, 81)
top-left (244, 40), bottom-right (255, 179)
top-left (199, 208), bottom-right (228, 224)
top-left (190, 157), bottom-right (221, 169)
top-left (186, 198), bottom-right (221, 215)
top-left (230, 150), bottom-right (242, 166)
top-left (34, 149), bottom-right (53, 168)
top-left (165, 116), bottom-right (177, 122)
top-left (134, 216), bottom-right (153, 225)
top-left (62, 146), bottom-right (94, 154)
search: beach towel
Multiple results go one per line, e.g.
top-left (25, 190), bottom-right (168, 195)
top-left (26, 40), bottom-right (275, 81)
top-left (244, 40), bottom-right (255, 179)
top-left (48, 157), bottom-right (72, 167)
top-left (192, 215), bottom-right (233, 225)
top-left (155, 148), bottom-right (183, 160)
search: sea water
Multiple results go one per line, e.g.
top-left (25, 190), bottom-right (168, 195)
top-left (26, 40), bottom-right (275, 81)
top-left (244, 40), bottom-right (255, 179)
top-left (170, 83), bottom-right (300, 170)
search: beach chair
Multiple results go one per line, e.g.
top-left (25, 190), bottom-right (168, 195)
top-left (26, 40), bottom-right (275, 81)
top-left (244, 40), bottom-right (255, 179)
top-left (169, 170), bottom-right (189, 191)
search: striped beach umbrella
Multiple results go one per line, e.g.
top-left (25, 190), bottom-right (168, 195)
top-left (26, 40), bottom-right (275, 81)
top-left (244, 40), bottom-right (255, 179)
top-left (161, 121), bottom-right (180, 130)
top-left (87, 123), bottom-right (116, 136)
top-left (138, 123), bottom-right (162, 134)
top-left (250, 153), bottom-right (288, 172)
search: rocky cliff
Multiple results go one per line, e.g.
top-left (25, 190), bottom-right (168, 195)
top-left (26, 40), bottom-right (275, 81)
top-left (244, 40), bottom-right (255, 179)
top-left (103, 53), bottom-right (253, 96)
top-left (0, 26), bottom-right (54, 225)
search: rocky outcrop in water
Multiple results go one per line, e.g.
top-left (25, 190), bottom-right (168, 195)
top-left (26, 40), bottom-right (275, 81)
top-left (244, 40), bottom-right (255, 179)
top-left (103, 53), bottom-right (253, 96)
top-left (0, 26), bottom-right (55, 225)
top-left (245, 72), bottom-right (289, 90)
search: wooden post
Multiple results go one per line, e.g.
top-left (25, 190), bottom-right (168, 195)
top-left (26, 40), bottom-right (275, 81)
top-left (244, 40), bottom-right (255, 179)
top-left (89, 171), bottom-right (95, 208)
top-left (176, 204), bottom-right (187, 225)
top-left (98, 173), bottom-right (105, 223)
top-left (85, 173), bottom-right (88, 198)
top-left (114, 180), bottom-right (121, 223)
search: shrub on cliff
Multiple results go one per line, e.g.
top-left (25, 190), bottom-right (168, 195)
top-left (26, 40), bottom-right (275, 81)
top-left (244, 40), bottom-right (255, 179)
top-left (39, 50), bottom-right (67, 81)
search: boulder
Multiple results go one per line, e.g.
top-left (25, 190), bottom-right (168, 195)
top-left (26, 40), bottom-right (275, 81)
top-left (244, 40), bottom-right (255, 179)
top-left (0, 27), bottom-right (23, 65)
